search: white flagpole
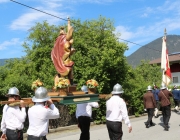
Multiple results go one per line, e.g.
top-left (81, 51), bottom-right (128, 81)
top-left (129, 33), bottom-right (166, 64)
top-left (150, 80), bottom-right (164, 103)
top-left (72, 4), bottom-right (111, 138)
top-left (161, 28), bottom-right (167, 86)
top-left (161, 28), bottom-right (172, 86)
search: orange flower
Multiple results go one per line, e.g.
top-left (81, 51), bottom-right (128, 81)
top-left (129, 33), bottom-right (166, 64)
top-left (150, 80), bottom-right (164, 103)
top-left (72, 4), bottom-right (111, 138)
top-left (86, 79), bottom-right (98, 88)
top-left (54, 77), bottom-right (70, 89)
top-left (31, 78), bottom-right (44, 90)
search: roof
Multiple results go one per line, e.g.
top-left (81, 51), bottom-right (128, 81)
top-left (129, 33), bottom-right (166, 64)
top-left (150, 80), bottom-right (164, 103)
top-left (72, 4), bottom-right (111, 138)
top-left (149, 52), bottom-right (180, 64)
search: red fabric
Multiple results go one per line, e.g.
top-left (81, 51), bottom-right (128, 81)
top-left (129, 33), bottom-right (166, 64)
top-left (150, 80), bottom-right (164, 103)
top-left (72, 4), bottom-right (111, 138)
top-left (51, 35), bottom-right (74, 76)
top-left (165, 49), bottom-right (172, 78)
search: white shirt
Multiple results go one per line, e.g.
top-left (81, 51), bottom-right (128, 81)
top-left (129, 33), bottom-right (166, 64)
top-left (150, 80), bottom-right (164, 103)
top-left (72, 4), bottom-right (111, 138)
top-left (27, 103), bottom-right (59, 137)
top-left (1, 104), bottom-right (26, 134)
top-left (106, 95), bottom-right (131, 127)
top-left (76, 102), bottom-right (99, 118)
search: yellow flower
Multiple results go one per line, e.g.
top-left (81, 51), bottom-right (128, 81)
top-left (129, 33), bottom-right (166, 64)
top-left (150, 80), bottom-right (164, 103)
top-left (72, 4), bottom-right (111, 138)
top-left (31, 78), bottom-right (44, 90)
top-left (86, 79), bottom-right (98, 88)
top-left (54, 77), bottom-right (70, 89)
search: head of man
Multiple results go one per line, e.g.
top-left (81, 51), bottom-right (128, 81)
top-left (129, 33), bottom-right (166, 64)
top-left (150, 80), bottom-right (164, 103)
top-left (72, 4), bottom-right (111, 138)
top-left (160, 83), bottom-right (167, 90)
top-left (32, 87), bottom-right (50, 105)
top-left (147, 85), bottom-right (153, 92)
top-left (174, 85), bottom-right (177, 89)
top-left (111, 83), bottom-right (124, 96)
top-left (81, 85), bottom-right (88, 94)
top-left (6, 87), bottom-right (20, 101)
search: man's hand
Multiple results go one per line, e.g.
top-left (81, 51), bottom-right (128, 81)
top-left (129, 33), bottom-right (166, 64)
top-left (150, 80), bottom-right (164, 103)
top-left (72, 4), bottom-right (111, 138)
top-left (144, 109), bottom-right (147, 111)
top-left (128, 126), bottom-right (132, 133)
top-left (1, 134), bottom-right (7, 140)
top-left (47, 99), bottom-right (53, 106)
top-left (20, 100), bottom-right (25, 108)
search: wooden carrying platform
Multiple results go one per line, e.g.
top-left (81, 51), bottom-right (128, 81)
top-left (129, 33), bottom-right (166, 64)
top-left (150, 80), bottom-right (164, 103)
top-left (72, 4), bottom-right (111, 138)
top-left (51, 94), bottom-right (99, 105)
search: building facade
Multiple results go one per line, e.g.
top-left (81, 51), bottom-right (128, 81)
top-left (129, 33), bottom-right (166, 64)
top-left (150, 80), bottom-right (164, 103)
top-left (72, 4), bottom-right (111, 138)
top-left (149, 52), bottom-right (180, 86)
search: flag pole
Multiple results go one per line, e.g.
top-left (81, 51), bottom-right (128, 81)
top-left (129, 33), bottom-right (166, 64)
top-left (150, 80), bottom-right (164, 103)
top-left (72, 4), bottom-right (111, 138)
top-left (161, 28), bottom-right (172, 87)
top-left (164, 28), bottom-right (167, 86)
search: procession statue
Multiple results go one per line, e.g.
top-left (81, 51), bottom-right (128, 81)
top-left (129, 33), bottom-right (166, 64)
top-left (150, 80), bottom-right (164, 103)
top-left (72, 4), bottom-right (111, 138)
top-left (51, 18), bottom-right (75, 85)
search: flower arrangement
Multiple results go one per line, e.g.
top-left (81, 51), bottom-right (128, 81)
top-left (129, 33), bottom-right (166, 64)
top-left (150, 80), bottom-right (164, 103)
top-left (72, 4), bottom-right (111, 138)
top-left (53, 77), bottom-right (70, 90)
top-left (86, 79), bottom-right (98, 88)
top-left (31, 78), bottom-right (43, 90)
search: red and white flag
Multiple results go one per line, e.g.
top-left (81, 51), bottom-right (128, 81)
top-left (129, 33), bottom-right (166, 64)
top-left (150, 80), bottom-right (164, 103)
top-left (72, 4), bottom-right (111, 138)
top-left (161, 36), bottom-right (172, 86)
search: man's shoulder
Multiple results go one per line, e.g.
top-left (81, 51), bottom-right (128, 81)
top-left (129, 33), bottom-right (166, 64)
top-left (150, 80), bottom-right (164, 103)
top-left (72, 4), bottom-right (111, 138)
top-left (107, 96), bottom-right (122, 102)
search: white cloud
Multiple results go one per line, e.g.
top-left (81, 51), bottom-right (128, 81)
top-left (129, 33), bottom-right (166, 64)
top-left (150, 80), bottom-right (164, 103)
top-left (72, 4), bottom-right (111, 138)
top-left (10, 9), bottom-right (69, 31)
top-left (140, 13), bottom-right (148, 18)
top-left (116, 17), bottom-right (180, 49)
top-left (10, 0), bottom-right (72, 31)
top-left (115, 26), bottom-right (133, 40)
top-left (117, 0), bottom-right (180, 49)
top-left (0, 0), bottom-right (9, 3)
top-left (0, 38), bottom-right (21, 50)
top-left (9, 0), bottom-right (118, 31)
top-left (157, 0), bottom-right (180, 13)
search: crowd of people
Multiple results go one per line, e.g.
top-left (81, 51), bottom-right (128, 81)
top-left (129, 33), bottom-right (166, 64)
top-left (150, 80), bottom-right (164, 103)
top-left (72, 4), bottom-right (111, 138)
top-left (0, 83), bottom-right (132, 140)
top-left (1, 83), bottom-right (179, 140)
top-left (143, 84), bottom-right (180, 131)
top-left (0, 87), bottom-right (59, 140)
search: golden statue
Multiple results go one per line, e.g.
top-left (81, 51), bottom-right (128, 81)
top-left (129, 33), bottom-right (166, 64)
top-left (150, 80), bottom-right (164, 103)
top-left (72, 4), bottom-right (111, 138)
top-left (51, 18), bottom-right (75, 84)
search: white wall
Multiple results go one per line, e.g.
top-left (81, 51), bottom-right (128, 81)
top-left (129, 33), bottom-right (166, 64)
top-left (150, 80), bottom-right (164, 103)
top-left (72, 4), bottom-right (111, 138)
top-left (171, 72), bottom-right (180, 86)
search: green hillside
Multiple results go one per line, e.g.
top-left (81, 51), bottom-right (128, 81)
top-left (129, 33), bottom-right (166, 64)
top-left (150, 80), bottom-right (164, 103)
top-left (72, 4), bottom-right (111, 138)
top-left (127, 35), bottom-right (180, 67)
top-left (0, 59), bottom-right (9, 66)
top-left (1, 35), bottom-right (180, 67)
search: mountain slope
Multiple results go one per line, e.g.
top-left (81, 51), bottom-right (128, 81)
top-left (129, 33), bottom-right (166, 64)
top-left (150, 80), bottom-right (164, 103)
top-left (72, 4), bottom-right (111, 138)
top-left (0, 59), bottom-right (9, 66)
top-left (127, 35), bottom-right (180, 67)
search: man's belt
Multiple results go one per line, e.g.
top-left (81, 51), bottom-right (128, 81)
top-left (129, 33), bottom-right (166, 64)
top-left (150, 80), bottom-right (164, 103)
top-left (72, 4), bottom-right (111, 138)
top-left (28, 135), bottom-right (46, 140)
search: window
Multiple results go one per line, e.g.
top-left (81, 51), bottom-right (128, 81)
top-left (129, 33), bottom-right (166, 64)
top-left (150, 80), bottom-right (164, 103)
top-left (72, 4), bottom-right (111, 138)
top-left (173, 77), bottom-right (178, 83)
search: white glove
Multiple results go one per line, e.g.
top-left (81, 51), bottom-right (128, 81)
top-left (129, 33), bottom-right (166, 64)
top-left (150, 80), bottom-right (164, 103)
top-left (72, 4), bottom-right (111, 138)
top-left (144, 109), bottom-right (147, 111)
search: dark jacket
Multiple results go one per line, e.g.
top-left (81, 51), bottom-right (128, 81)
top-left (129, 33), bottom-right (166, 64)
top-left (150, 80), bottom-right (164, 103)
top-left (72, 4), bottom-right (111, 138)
top-left (172, 89), bottom-right (180, 100)
top-left (152, 89), bottom-right (160, 101)
top-left (143, 91), bottom-right (156, 109)
top-left (158, 89), bottom-right (172, 107)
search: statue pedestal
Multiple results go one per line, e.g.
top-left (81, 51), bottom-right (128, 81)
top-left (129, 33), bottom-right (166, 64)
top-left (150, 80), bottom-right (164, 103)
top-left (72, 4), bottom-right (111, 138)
top-left (68, 85), bottom-right (77, 93)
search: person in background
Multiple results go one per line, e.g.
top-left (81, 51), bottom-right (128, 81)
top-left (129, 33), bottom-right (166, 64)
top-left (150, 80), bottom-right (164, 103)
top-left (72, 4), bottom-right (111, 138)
top-left (76, 85), bottom-right (99, 140)
top-left (152, 86), bottom-right (160, 118)
top-left (27, 87), bottom-right (59, 140)
top-left (158, 83), bottom-right (173, 131)
top-left (143, 85), bottom-right (156, 128)
top-left (171, 85), bottom-right (180, 112)
top-left (106, 83), bottom-right (132, 140)
top-left (1, 87), bottom-right (26, 140)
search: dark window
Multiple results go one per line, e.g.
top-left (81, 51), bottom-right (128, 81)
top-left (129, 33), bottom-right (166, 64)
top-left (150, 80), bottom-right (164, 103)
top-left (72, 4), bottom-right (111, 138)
top-left (173, 77), bottom-right (178, 83)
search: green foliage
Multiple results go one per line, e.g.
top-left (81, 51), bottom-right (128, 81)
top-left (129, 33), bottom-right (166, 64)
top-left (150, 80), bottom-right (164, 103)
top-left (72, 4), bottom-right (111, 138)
top-left (67, 104), bottom-right (76, 115)
top-left (71, 16), bottom-right (129, 93)
top-left (92, 99), bottom-right (106, 124)
top-left (0, 17), bottom-right (129, 96)
top-left (0, 17), bottom-right (164, 125)
top-left (123, 60), bottom-right (162, 115)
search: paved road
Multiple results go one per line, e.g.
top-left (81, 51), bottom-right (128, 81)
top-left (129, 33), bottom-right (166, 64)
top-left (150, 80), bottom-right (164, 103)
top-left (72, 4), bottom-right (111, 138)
top-left (28, 111), bottom-right (180, 140)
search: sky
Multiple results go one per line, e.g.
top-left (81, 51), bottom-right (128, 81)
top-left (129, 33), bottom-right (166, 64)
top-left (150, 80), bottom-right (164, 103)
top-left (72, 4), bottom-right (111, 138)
top-left (0, 0), bottom-right (180, 59)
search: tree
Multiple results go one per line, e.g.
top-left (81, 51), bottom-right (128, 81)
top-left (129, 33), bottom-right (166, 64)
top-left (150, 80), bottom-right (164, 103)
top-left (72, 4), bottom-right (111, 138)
top-left (123, 60), bottom-right (162, 116)
top-left (0, 17), bottom-right (129, 96)
top-left (71, 16), bottom-right (129, 93)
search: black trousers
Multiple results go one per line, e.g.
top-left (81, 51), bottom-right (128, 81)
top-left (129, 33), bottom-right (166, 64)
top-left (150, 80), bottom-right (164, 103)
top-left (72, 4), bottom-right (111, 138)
top-left (161, 105), bottom-right (171, 127)
top-left (27, 135), bottom-right (47, 140)
top-left (174, 99), bottom-right (179, 107)
top-left (106, 120), bottom-right (123, 140)
top-left (78, 116), bottom-right (90, 140)
top-left (6, 128), bottom-right (23, 140)
top-left (146, 108), bottom-right (154, 125)
top-left (156, 101), bottom-right (160, 110)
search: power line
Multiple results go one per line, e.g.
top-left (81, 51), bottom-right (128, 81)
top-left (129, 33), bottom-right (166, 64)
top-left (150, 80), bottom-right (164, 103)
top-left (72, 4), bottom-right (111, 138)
top-left (10, 0), bottom-right (162, 54)
top-left (10, 0), bottom-right (67, 21)
top-left (118, 38), bottom-right (162, 53)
